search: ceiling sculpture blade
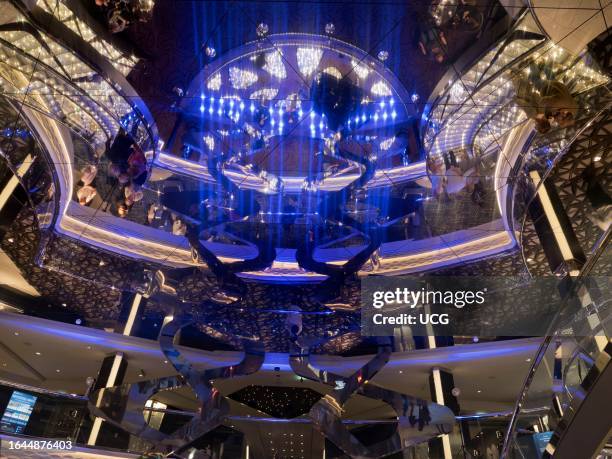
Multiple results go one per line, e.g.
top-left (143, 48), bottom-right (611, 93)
top-left (290, 336), bottom-right (455, 458)
top-left (88, 313), bottom-right (264, 456)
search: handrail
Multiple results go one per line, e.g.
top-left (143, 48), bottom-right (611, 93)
top-left (0, 35), bottom-right (124, 137)
top-left (0, 97), bottom-right (62, 239)
top-left (419, 8), bottom-right (521, 142)
top-left (500, 225), bottom-right (611, 458)
top-left (517, 103), bottom-right (611, 273)
top-left (9, 0), bottom-right (158, 148)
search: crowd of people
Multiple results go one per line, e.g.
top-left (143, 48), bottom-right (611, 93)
top-left (76, 127), bottom-right (149, 220)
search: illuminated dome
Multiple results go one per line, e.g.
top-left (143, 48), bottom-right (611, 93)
top-left (184, 33), bottom-right (413, 193)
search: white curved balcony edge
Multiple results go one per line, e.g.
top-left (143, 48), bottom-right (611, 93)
top-left (153, 151), bottom-right (427, 191)
top-left (20, 94), bottom-right (515, 278)
top-left (59, 204), bottom-right (514, 279)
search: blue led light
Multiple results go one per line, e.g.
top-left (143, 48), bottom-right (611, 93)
top-left (229, 99), bottom-right (235, 108)
top-left (389, 98), bottom-right (395, 106)
top-left (271, 118), bottom-right (276, 126)
top-left (200, 93), bottom-right (205, 100)
top-left (310, 111), bottom-right (315, 119)
top-left (269, 107), bottom-right (274, 115)
top-left (361, 113), bottom-right (366, 122)
top-left (383, 111), bottom-right (388, 121)
top-left (250, 102), bottom-right (255, 113)
top-left (298, 108), bottom-right (304, 117)
top-left (208, 106), bottom-right (213, 114)
top-left (391, 110), bottom-right (397, 119)
top-left (374, 113), bottom-right (379, 122)
top-left (379, 100), bottom-right (386, 108)
top-left (217, 107), bottom-right (223, 116)
top-left (319, 121), bottom-right (324, 129)
top-left (200, 104), bottom-right (204, 112)
top-left (239, 101), bottom-right (245, 111)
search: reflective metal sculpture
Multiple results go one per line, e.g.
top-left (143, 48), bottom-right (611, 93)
top-left (290, 337), bottom-right (456, 458)
top-left (88, 316), bottom-right (264, 455)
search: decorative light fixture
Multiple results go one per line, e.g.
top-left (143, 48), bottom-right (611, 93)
top-left (371, 80), bottom-right (392, 96)
top-left (297, 47), bottom-right (323, 77)
top-left (250, 88), bottom-right (278, 101)
top-left (350, 59), bottom-right (370, 79)
top-left (322, 66), bottom-right (342, 79)
top-left (229, 67), bottom-right (258, 89)
top-left (263, 51), bottom-right (286, 79)
top-left (203, 135), bottom-right (215, 150)
top-left (205, 46), bottom-right (216, 58)
top-left (377, 50), bottom-right (389, 61)
top-left (256, 23), bottom-right (269, 37)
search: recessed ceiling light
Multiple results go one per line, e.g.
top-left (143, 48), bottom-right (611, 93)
top-left (7, 238), bottom-right (14, 243)
top-left (13, 332), bottom-right (19, 336)
top-left (86, 345), bottom-right (92, 350)
top-left (61, 303), bottom-right (67, 307)
top-left (164, 360), bottom-right (168, 364)
top-left (526, 358), bottom-right (532, 362)
top-left (35, 352), bottom-right (41, 356)
top-left (56, 369), bottom-right (61, 373)
top-left (594, 155), bottom-right (601, 162)
top-left (399, 370), bottom-right (403, 374)
top-left (477, 389), bottom-right (481, 393)
top-left (2, 363), bottom-right (6, 367)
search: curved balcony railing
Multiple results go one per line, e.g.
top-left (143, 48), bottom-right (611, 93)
top-left (513, 99), bottom-right (611, 276)
top-left (0, 95), bottom-right (61, 242)
top-left (500, 226), bottom-right (611, 458)
top-left (3, 1), bottom-right (157, 148)
top-left (0, 1), bottom-right (165, 290)
top-left (421, 8), bottom-right (609, 240)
